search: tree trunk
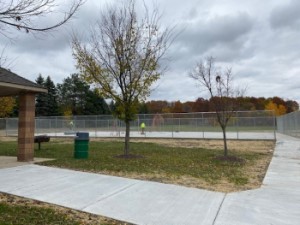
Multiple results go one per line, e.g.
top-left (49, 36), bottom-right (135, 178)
top-left (222, 126), bottom-right (228, 157)
top-left (124, 120), bottom-right (130, 156)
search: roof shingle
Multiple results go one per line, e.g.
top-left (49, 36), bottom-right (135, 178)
top-left (0, 67), bottom-right (47, 97)
top-left (0, 67), bottom-right (42, 88)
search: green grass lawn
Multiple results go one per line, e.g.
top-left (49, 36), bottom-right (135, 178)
top-left (0, 193), bottom-right (130, 225)
top-left (0, 139), bottom-right (267, 187)
top-left (0, 203), bottom-right (82, 225)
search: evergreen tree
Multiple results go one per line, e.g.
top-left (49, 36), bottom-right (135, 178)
top-left (57, 74), bottom-right (92, 115)
top-left (35, 74), bottom-right (47, 116)
top-left (57, 74), bottom-right (110, 116)
top-left (35, 75), bottom-right (60, 116)
top-left (44, 76), bottom-right (60, 116)
top-left (138, 102), bottom-right (148, 114)
top-left (109, 101), bottom-right (116, 115)
top-left (84, 89), bottom-right (110, 115)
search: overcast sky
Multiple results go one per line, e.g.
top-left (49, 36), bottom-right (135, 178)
top-left (1, 0), bottom-right (300, 104)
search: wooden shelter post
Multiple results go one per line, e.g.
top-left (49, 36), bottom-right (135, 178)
top-left (17, 93), bottom-right (36, 162)
top-left (0, 67), bottom-right (47, 162)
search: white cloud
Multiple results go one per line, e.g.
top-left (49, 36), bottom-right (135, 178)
top-left (270, 0), bottom-right (300, 30)
top-left (0, 0), bottom-right (299, 104)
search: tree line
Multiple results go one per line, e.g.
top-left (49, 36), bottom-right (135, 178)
top-left (35, 74), bottom-right (111, 117)
top-left (0, 74), bottom-right (111, 118)
top-left (0, 73), bottom-right (298, 118)
top-left (146, 96), bottom-right (299, 116)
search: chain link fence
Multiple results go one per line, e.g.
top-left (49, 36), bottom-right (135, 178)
top-left (0, 118), bottom-right (6, 136)
top-left (277, 111), bottom-right (300, 138)
top-left (0, 111), bottom-right (276, 140)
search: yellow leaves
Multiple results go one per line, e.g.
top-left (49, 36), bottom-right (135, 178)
top-left (277, 104), bottom-right (287, 115)
top-left (72, 23), bottom-right (163, 123)
top-left (73, 39), bottom-right (100, 83)
top-left (62, 106), bottom-right (72, 118)
top-left (0, 97), bottom-right (15, 117)
top-left (112, 99), bottom-right (139, 121)
top-left (73, 40), bottom-right (117, 100)
top-left (265, 101), bottom-right (287, 116)
top-left (162, 107), bottom-right (171, 113)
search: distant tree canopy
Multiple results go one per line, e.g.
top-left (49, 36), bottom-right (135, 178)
top-left (145, 97), bottom-right (298, 115)
top-left (265, 101), bottom-right (287, 116)
top-left (34, 74), bottom-right (110, 117)
top-left (2, 73), bottom-right (297, 119)
top-left (1, 73), bottom-right (298, 118)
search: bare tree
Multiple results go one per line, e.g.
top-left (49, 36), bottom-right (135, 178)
top-left (190, 57), bottom-right (245, 157)
top-left (0, 0), bottom-right (84, 35)
top-left (72, 0), bottom-right (174, 157)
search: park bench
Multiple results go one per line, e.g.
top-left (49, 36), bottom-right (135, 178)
top-left (34, 135), bottom-right (50, 150)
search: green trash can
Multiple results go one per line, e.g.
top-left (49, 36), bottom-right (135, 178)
top-left (74, 132), bottom-right (89, 159)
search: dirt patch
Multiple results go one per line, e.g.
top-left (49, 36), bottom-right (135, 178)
top-left (129, 138), bottom-right (275, 153)
top-left (0, 192), bottom-right (132, 225)
top-left (0, 136), bottom-right (17, 142)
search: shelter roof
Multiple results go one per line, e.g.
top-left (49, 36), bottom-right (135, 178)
top-left (0, 67), bottom-right (47, 96)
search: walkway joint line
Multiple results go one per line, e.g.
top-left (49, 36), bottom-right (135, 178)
top-left (80, 182), bottom-right (138, 211)
top-left (212, 193), bottom-right (227, 225)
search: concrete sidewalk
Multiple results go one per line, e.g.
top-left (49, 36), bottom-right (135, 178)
top-left (214, 134), bottom-right (300, 225)
top-left (0, 134), bottom-right (299, 225)
top-left (0, 165), bottom-right (224, 225)
top-left (0, 156), bottom-right (53, 169)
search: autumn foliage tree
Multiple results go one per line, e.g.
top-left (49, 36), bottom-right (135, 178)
top-left (144, 97), bottom-right (297, 114)
top-left (171, 101), bottom-right (184, 113)
top-left (285, 100), bottom-right (299, 113)
top-left (72, 0), bottom-right (174, 156)
top-left (265, 101), bottom-right (287, 116)
top-left (0, 97), bottom-right (16, 117)
top-left (146, 101), bottom-right (170, 114)
top-left (192, 98), bottom-right (209, 112)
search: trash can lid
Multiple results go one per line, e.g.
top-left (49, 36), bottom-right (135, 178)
top-left (76, 132), bottom-right (89, 139)
top-left (75, 137), bottom-right (90, 141)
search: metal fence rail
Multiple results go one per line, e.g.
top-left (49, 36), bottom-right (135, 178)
top-left (0, 111), bottom-right (276, 140)
top-left (277, 111), bottom-right (300, 138)
top-left (0, 118), bottom-right (5, 136)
